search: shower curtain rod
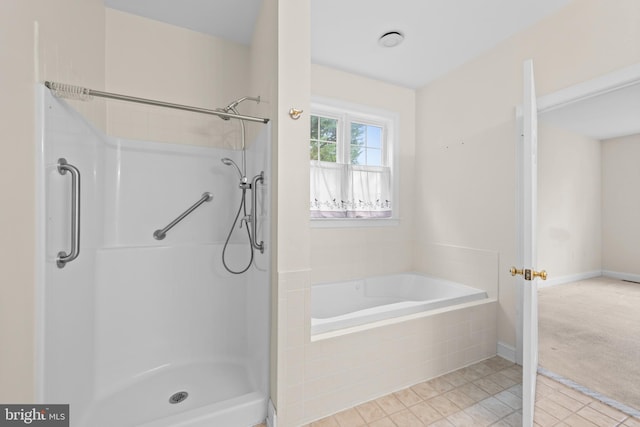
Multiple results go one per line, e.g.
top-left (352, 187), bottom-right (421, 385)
top-left (44, 81), bottom-right (270, 124)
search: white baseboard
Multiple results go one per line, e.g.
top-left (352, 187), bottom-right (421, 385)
top-left (497, 341), bottom-right (516, 363)
top-left (603, 270), bottom-right (640, 283)
top-left (266, 399), bottom-right (276, 427)
top-left (538, 270), bottom-right (602, 289)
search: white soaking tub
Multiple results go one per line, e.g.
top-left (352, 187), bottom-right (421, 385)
top-left (311, 273), bottom-right (488, 335)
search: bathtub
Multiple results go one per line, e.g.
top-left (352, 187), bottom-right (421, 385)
top-left (311, 273), bottom-right (488, 335)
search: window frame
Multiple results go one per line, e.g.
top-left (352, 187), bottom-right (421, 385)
top-left (310, 96), bottom-right (400, 227)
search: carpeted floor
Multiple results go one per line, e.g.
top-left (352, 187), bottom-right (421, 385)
top-left (538, 276), bottom-right (640, 412)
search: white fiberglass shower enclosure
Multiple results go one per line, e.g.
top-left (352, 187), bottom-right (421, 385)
top-left (36, 87), bottom-right (271, 427)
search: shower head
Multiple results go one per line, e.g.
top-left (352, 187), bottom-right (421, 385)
top-left (216, 108), bottom-right (232, 121)
top-left (216, 96), bottom-right (261, 120)
top-left (221, 157), bottom-right (243, 180)
top-left (226, 95), bottom-right (260, 110)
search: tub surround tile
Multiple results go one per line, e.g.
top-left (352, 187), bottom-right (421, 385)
top-left (295, 300), bottom-right (498, 424)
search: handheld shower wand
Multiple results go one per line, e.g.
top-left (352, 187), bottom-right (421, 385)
top-left (221, 158), bottom-right (243, 181)
top-left (219, 95), bottom-right (264, 275)
top-left (217, 96), bottom-right (261, 177)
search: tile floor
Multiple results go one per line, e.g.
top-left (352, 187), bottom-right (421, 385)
top-left (298, 356), bottom-right (640, 427)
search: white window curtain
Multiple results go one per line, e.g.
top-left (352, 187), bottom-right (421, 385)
top-left (310, 161), bottom-right (392, 218)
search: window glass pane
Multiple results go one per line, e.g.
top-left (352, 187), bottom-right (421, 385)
top-left (319, 117), bottom-right (337, 142)
top-left (350, 122), bottom-right (384, 166)
top-left (367, 148), bottom-right (382, 166)
top-left (310, 140), bottom-right (319, 161)
top-left (351, 147), bottom-right (365, 165)
top-left (351, 123), bottom-right (366, 146)
top-left (310, 115), bottom-right (319, 140)
top-left (319, 142), bottom-right (337, 162)
top-left (367, 126), bottom-right (382, 149)
top-left (311, 115), bottom-right (337, 162)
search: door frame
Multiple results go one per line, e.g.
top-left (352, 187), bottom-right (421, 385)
top-left (515, 61), bottom-right (640, 364)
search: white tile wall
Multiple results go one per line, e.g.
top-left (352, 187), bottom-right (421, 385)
top-left (276, 267), bottom-right (497, 426)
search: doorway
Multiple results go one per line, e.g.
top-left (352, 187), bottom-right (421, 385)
top-left (535, 66), bottom-right (640, 415)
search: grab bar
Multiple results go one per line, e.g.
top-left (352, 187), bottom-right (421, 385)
top-left (250, 172), bottom-right (265, 253)
top-left (57, 158), bottom-right (81, 268)
top-left (153, 192), bottom-right (213, 240)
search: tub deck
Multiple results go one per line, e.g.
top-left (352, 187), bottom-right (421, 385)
top-left (311, 273), bottom-right (488, 335)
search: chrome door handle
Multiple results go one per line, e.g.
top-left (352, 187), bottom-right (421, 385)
top-left (57, 158), bottom-right (81, 268)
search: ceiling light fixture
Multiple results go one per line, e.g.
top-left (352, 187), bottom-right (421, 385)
top-left (378, 31), bottom-right (404, 48)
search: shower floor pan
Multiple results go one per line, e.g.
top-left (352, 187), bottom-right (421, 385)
top-left (79, 361), bottom-right (266, 427)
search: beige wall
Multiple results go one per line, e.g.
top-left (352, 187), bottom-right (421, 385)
top-left (273, 63), bottom-right (419, 425)
top-left (602, 133), bottom-right (640, 277)
top-left (273, 0), bottom-right (312, 423)
top-left (0, 0), bottom-right (105, 402)
top-left (415, 0), bottom-right (640, 351)
top-left (105, 8), bottom-right (251, 148)
top-left (309, 64), bottom-right (416, 283)
top-left (538, 125), bottom-right (602, 279)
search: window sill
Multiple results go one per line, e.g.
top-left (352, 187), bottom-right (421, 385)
top-left (310, 218), bottom-right (400, 228)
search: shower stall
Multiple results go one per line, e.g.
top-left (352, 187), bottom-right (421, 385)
top-left (35, 85), bottom-right (271, 427)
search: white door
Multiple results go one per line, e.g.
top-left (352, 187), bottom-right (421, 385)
top-left (515, 59), bottom-right (547, 426)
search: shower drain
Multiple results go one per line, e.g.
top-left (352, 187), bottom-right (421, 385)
top-left (169, 391), bottom-right (189, 404)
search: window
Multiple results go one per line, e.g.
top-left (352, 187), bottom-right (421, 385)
top-left (309, 99), bottom-right (396, 221)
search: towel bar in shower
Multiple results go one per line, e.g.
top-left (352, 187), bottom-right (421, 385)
top-left (57, 158), bottom-right (81, 268)
top-left (153, 192), bottom-right (213, 240)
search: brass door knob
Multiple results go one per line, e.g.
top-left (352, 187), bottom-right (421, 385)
top-left (510, 267), bottom-right (547, 281)
top-left (532, 270), bottom-right (547, 280)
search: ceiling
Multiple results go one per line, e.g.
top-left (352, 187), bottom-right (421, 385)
top-left (102, 1), bottom-right (638, 140)
top-left (104, 0), bottom-right (571, 89)
top-left (539, 82), bottom-right (640, 140)
top-left (103, 0), bottom-right (264, 45)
